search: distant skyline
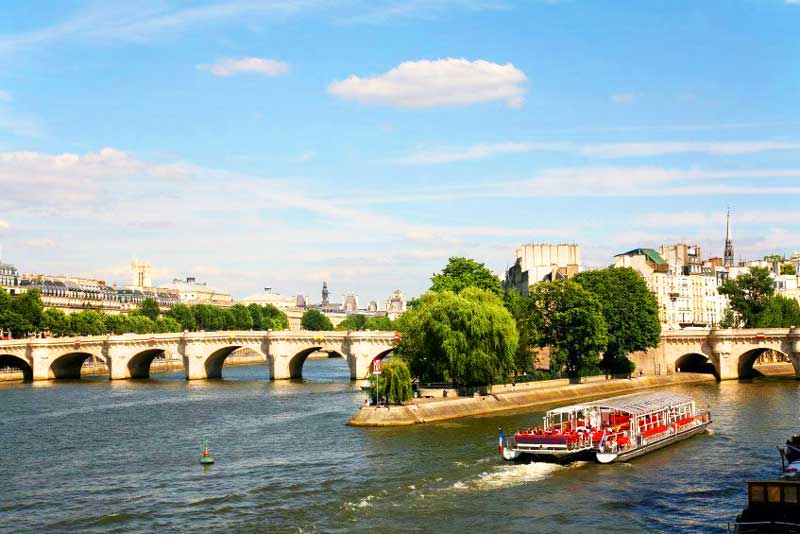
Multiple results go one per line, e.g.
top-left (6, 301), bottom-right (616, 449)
top-left (0, 0), bottom-right (798, 302)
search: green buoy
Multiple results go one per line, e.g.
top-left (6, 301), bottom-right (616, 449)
top-left (200, 438), bottom-right (215, 465)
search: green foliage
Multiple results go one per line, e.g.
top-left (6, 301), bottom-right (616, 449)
top-left (782, 264), bottom-right (797, 275)
top-left (70, 310), bottom-right (108, 336)
top-left (10, 289), bottom-right (44, 333)
top-left (396, 288), bottom-right (518, 386)
top-left (720, 308), bottom-right (736, 329)
top-left (368, 358), bottom-right (413, 404)
top-left (42, 308), bottom-right (71, 337)
top-left (104, 313), bottom-right (132, 335)
top-left (718, 267), bottom-right (775, 328)
top-left (574, 267), bottom-right (660, 373)
top-left (503, 289), bottom-right (540, 375)
top-left (166, 304), bottom-right (196, 331)
top-left (229, 304), bottom-right (254, 330)
top-left (154, 316), bottom-right (182, 333)
top-left (260, 304), bottom-right (289, 330)
top-left (365, 316), bottom-right (394, 331)
top-left (756, 295), bottom-right (800, 328)
top-left (139, 298), bottom-right (160, 321)
top-left (301, 309), bottom-right (333, 331)
top-left (337, 314), bottom-right (367, 331)
top-left (430, 257), bottom-right (503, 296)
top-left (126, 312), bottom-right (155, 334)
top-left (528, 279), bottom-right (608, 378)
top-left (192, 304), bottom-right (224, 331)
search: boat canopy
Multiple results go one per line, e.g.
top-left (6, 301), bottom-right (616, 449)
top-left (546, 391), bottom-right (694, 417)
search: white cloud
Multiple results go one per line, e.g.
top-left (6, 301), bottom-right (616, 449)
top-left (328, 58), bottom-right (528, 108)
top-left (341, 0), bottom-right (509, 24)
top-left (611, 92), bottom-right (640, 104)
top-left (198, 57), bottom-right (288, 77)
top-left (393, 142), bottom-right (570, 164)
top-left (0, 219), bottom-right (9, 231)
top-left (0, 90), bottom-right (11, 102)
top-left (394, 139), bottom-right (800, 164)
top-left (579, 141), bottom-right (800, 158)
top-left (24, 238), bottom-right (56, 249)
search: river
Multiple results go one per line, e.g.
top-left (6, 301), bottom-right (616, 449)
top-left (1, 359), bottom-right (798, 533)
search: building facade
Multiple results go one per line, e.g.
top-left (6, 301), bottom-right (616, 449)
top-left (505, 243), bottom-right (581, 295)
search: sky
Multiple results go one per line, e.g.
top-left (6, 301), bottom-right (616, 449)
top-left (0, 0), bottom-right (798, 306)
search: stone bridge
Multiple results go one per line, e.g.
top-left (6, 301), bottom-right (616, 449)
top-left (631, 327), bottom-right (800, 380)
top-left (0, 331), bottom-right (397, 382)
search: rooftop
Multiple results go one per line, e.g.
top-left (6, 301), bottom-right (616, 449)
top-left (616, 248), bottom-right (668, 265)
top-left (548, 391), bottom-right (695, 416)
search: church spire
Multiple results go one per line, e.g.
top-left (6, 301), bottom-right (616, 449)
top-left (724, 207), bottom-right (734, 267)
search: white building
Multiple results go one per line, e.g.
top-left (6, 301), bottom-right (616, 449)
top-left (131, 258), bottom-right (152, 288)
top-left (162, 277), bottom-right (233, 306)
top-left (239, 288), bottom-right (296, 309)
top-left (385, 289), bottom-right (407, 321)
top-left (505, 243), bottom-right (581, 295)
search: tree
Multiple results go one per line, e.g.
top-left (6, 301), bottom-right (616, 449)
top-left (301, 309), bottom-right (333, 331)
top-left (12, 289), bottom-right (44, 332)
top-left (430, 257), bottom-right (503, 296)
top-left (139, 298), bottom-right (160, 321)
top-left (127, 312), bottom-right (155, 334)
top-left (166, 304), bottom-right (196, 331)
top-left (718, 267), bottom-right (776, 327)
top-left (261, 304), bottom-right (289, 330)
top-left (396, 288), bottom-right (518, 386)
top-left (574, 268), bottom-right (660, 374)
top-left (154, 316), bottom-right (182, 333)
top-left (247, 304), bottom-right (264, 330)
top-left (364, 316), bottom-right (394, 331)
top-left (42, 308), bottom-right (71, 337)
top-left (719, 308), bottom-right (736, 329)
top-left (528, 279), bottom-right (608, 378)
top-left (192, 305), bottom-right (224, 331)
top-left (503, 289), bottom-right (540, 375)
top-left (756, 295), bottom-right (800, 328)
top-left (105, 313), bottom-right (132, 335)
top-left (782, 264), bottom-right (797, 275)
top-left (70, 310), bottom-right (107, 336)
top-left (337, 314), bottom-right (367, 331)
top-left (368, 358), bottom-right (413, 404)
top-left (229, 304), bottom-right (254, 330)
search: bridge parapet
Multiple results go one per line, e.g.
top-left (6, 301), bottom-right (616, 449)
top-left (0, 330), bottom-right (397, 382)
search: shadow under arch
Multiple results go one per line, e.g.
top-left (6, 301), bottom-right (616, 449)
top-left (50, 351), bottom-right (107, 379)
top-left (0, 354), bottom-right (33, 381)
top-left (674, 353), bottom-right (718, 378)
top-left (203, 345), bottom-right (245, 379)
top-left (288, 346), bottom-right (323, 379)
top-left (738, 347), bottom-right (796, 379)
top-left (127, 348), bottom-right (167, 379)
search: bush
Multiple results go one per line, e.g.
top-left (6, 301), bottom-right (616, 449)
top-left (369, 358), bottom-right (413, 404)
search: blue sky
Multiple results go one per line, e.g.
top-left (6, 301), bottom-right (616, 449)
top-left (0, 0), bottom-right (798, 304)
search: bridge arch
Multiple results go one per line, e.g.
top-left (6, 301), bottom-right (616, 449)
top-left (204, 345), bottom-right (244, 379)
top-left (50, 351), bottom-right (107, 379)
top-left (0, 354), bottom-right (33, 381)
top-left (674, 352), bottom-right (717, 377)
top-left (127, 348), bottom-right (167, 379)
top-left (737, 347), bottom-right (798, 379)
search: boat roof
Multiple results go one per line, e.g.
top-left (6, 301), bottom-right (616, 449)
top-left (547, 391), bottom-right (695, 416)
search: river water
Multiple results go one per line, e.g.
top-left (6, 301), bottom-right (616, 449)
top-left (1, 359), bottom-right (798, 533)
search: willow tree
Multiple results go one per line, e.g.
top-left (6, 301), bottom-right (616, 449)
top-left (369, 358), bottom-right (413, 404)
top-left (396, 287), bottom-right (518, 386)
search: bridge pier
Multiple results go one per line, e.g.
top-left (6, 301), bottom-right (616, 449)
top-left (30, 347), bottom-right (51, 381)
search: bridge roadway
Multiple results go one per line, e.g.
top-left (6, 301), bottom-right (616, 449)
top-left (0, 331), bottom-right (396, 382)
top-left (634, 327), bottom-right (800, 380)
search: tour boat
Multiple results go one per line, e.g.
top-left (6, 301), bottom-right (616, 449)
top-left (498, 391), bottom-right (712, 464)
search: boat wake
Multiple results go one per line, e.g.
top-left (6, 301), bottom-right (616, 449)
top-left (453, 461), bottom-right (586, 491)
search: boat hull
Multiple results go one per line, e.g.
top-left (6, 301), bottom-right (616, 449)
top-left (604, 420), bottom-right (712, 463)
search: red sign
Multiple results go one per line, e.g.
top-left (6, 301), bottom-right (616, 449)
top-left (372, 358), bottom-right (382, 374)
top-left (74, 339), bottom-right (81, 349)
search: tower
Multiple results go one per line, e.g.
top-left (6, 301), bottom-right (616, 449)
top-left (321, 281), bottom-right (330, 306)
top-left (131, 258), bottom-right (152, 288)
top-left (723, 208), bottom-right (734, 267)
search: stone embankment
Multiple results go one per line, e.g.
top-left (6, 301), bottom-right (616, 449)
top-left (348, 373), bottom-right (717, 427)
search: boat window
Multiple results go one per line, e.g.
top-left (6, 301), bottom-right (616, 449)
top-left (785, 486), bottom-right (798, 504)
top-left (768, 485), bottom-right (782, 503)
top-left (750, 484), bottom-right (765, 503)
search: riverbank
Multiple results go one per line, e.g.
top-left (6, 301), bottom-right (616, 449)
top-left (348, 372), bottom-right (717, 426)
